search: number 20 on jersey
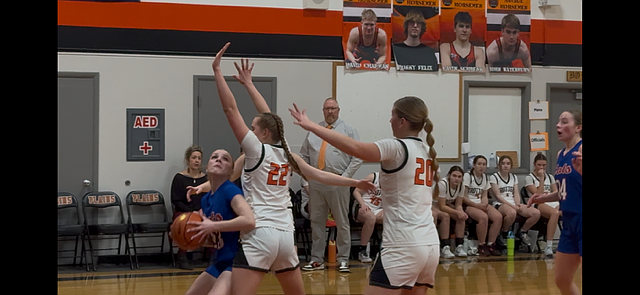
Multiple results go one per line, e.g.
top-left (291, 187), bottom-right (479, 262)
top-left (414, 158), bottom-right (433, 186)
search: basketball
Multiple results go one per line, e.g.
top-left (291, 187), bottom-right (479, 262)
top-left (170, 212), bottom-right (206, 251)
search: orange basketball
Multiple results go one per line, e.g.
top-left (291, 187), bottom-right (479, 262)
top-left (170, 212), bottom-right (206, 251)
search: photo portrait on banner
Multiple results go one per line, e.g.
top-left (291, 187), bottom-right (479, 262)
top-left (439, 0), bottom-right (486, 73)
top-left (391, 0), bottom-right (440, 72)
top-left (485, 0), bottom-right (532, 73)
top-left (343, 0), bottom-right (393, 71)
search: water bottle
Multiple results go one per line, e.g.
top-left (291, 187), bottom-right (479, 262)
top-left (489, 153), bottom-right (495, 169)
top-left (328, 240), bottom-right (337, 263)
top-left (507, 231), bottom-right (515, 256)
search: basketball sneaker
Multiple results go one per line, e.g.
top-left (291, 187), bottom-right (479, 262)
top-left (544, 246), bottom-right (554, 257)
top-left (338, 261), bottom-right (350, 273)
top-left (467, 245), bottom-right (479, 256)
top-left (455, 245), bottom-right (468, 257)
top-left (302, 261), bottom-right (324, 271)
top-left (520, 231), bottom-right (532, 246)
top-left (359, 251), bottom-right (372, 263)
top-left (441, 245), bottom-right (455, 259)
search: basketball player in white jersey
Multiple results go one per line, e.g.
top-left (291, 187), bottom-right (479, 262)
top-left (352, 171), bottom-right (384, 263)
top-left (290, 96), bottom-right (440, 295)
top-left (436, 166), bottom-right (468, 257)
top-left (489, 155), bottom-right (540, 252)
top-left (208, 43), bottom-right (376, 295)
top-left (524, 153), bottom-right (559, 256)
top-left (462, 155), bottom-right (502, 256)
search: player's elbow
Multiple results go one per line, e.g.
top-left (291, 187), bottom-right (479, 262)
top-left (243, 216), bottom-right (256, 231)
top-left (222, 106), bottom-right (240, 117)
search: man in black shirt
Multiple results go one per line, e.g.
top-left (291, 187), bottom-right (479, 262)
top-left (392, 10), bottom-right (438, 72)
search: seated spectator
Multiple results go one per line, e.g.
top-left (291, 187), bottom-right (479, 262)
top-left (490, 155), bottom-right (540, 251)
top-left (435, 166), bottom-right (467, 258)
top-left (523, 153), bottom-right (560, 257)
top-left (351, 171), bottom-right (383, 263)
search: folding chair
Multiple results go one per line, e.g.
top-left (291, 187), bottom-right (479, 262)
top-left (82, 191), bottom-right (134, 271)
top-left (125, 190), bottom-right (175, 268)
top-left (57, 192), bottom-right (91, 271)
top-left (291, 189), bottom-right (311, 262)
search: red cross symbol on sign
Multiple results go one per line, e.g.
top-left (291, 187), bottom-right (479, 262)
top-left (139, 141), bottom-right (153, 155)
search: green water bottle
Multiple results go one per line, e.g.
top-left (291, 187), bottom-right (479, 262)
top-left (507, 231), bottom-right (515, 256)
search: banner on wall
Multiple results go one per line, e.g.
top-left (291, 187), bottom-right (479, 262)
top-left (391, 0), bottom-right (440, 72)
top-left (342, 0), bottom-right (392, 71)
top-left (485, 0), bottom-right (532, 73)
top-left (439, 0), bottom-right (487, 73)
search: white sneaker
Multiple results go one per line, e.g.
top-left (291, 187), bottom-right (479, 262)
top-left (359, 251), bottom-right (373, 263)
top-left (467, 245), bottom-right (479, 256)
top-left (520, 232), bottom-right (532, 246)
top-left (544, 246), bottom-right (554, 257)
top-left (441, 245), bottom-right (455, 259)
top-left (338, 261), bottom-right (350, 272)
top-left (455, 245), bottom-right (468, 257)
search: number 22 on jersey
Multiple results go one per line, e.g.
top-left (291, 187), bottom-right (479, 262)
top-left (267, 162), bottom-right (289, 186)
top-left (414, 158), bottom-right (433, 186)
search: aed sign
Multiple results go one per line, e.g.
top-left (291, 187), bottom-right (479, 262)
top-left (127, 109), bottom-right (165, 161)
top-left (133, 116), bottom-right (158, 128)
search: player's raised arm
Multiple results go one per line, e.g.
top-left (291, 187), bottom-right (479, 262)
top-left (233, 58), bottom-right (271, 114)
top-left (211, 42), bottom-right (251, 145)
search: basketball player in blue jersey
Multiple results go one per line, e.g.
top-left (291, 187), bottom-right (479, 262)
top-left (528, 110), bottom-right (582, 295)
top-left (183, 149), bottom-right (256, 295)
top-left (209, 43), bottom-right (376, 295)
top-left (290, 96), bottom-right (441, 295)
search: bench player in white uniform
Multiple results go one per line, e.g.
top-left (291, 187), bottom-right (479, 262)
top-left (431, 167), bottom-right (454, 259)
top-left (436, 166), bottom-right (468, 257)
top-left (352, 171), bottom-right (384, 263)
top-left (489, 155), bottom-right (540, 252)
top-left (209, 43), bottom-right (376, 295)
top-left (462, 155), bottom-right (503, 256)
top-left (524, 153), bottom-right (559, 256)
top-left (290, 95), bottom-right (441, 294)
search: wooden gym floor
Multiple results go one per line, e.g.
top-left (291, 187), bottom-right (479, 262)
top-left (57, 252), bottom-right (582, 295)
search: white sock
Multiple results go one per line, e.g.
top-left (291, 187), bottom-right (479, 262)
top-left (546, 240), bottom-right (553, 249)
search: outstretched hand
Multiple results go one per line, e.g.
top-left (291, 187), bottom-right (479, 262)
top-left (288, 103), bottom-right (316, 131)
top-left (233, 58), bottom-right (254, 85)
top-left (571, 151), bottom-right (582, 175)
top-left (186, 186), bottom-right (202, 203)
top-left (212, 42), bottom-right (231, 70)
top-left (356, 179), bottom-right (377, 195)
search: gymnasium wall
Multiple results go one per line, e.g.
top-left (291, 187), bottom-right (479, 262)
top-left (57, 1), bottom-right (581, 255)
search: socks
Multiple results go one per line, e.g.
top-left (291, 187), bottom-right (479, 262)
top-left (546, 240), bottom-right (553, 249)
top-left (502, 231), bottom-right (509, 238)
top-left (359, 245), bottom-right (367, 253)
top-left (455, 238), bottom-right (464, 246)
top-left (441, 239), bottom-right (451, 248)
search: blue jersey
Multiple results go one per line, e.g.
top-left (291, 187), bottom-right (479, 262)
top-left (200, 180), bottom-right (243, 262)
top-left (554, 140), bottom-right (582, 214)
